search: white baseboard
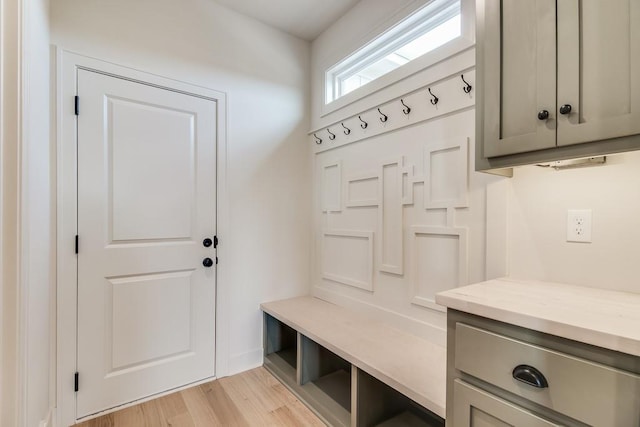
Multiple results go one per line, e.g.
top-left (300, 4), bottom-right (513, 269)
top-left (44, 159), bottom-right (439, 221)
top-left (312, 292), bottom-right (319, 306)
top-left (227, 348), bottom-right (263, 376)
top-left (313, 286), bottom-right (447, 347)
top-left (39, 406), bottom-right (56, 427)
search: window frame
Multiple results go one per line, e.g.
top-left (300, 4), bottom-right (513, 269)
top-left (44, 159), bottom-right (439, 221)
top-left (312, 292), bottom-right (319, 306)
top-left (321, 0), bottom-right (475, 117)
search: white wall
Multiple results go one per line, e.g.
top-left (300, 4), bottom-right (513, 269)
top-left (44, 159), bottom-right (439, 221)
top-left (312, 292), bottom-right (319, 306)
top-left (508, 151), bottom-right (640, 293)
top-left (50, 0), bottom-right (311, 379)
top-left (310, 0), bottom-right (507, 345)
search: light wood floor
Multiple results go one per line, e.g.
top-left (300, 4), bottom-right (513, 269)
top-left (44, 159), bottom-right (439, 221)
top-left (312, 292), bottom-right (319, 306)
top-left (76, 367), bottom-right (325, 427)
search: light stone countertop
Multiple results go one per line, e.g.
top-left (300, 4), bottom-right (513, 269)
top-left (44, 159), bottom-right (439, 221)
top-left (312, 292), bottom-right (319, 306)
top-left (436, 277), bottom-right (640, 357)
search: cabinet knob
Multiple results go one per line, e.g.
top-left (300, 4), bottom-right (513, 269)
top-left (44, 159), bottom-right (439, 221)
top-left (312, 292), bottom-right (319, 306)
top-left (537, 110), bottom-right (550, 120)
top-left (512, 365), bottom-right (549, 388)
top-left (559, 104), bottom-right (572, 115)
top-left (203, 258), bottom-right (214, 268)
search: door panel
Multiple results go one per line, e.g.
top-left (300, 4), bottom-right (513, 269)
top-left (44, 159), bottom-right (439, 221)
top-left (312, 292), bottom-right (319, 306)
top-left (483, 0), bottom-right (557, 157)
top-left (109, 271), bottom-right (193, 371)
top-left (77, 69), bottom-right (217, 418)
top-left (109, 97), bottom-right (196, 241)
top-left (557, 0), bottom-right (640, 145)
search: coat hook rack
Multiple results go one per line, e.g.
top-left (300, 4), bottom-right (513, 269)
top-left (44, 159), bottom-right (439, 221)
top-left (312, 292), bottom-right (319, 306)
top-left (378, 108), bottom-right (388, 123)
top-left (428, 88), bottom-right (439, 106)
top-left (314, 133), bottom-right (322, 144)
top-left (359, 115), bottom-right (368, 129)
top-left (461, 74), bottom-right (472, 93)
top-left (400, 99), bottom-right (411, 115)
top-left (327, 128), bottom-right (336, 140)
top-left (341, 123), bottom-right (351, 135)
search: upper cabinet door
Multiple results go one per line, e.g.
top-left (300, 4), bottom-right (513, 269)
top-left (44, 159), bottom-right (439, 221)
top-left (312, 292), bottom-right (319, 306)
top-left (557, 0), bottom-right (640, 146)
top-left (482, 0), bottom-right (557, 157)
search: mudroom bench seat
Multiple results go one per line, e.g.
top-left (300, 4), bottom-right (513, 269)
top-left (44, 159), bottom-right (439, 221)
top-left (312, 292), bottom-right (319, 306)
top-left (261, 296), bottom-right (446, 427)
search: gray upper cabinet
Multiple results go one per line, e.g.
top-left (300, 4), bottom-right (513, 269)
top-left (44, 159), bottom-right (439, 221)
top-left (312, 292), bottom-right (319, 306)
top-left (477, 0), bottom-right (640, 171)
top-left (483, 0), bottom-right (557, 158)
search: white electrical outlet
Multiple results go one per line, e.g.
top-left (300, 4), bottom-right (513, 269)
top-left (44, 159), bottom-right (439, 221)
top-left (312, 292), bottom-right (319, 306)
top-left (567, 209), bottom-right (592, 243)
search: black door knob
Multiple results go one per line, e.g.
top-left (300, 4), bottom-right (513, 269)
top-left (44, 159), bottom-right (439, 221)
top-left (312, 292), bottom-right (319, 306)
top-left (559, 104), bottom-right (572, 115)
top-left (537, 110), bottom-right (549, 120)
top-left (203, 238), bottom-right (213, 247)
top-left (203, 258), bottom-right (214, 267)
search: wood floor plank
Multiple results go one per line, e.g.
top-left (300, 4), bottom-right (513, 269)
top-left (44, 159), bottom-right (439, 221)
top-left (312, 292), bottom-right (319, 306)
top-left (200, 380), bottom-right (249, 426)
top-left (157, 392), bottom-right (194, 427)
top-left (139, 400), bottom-right (167, 427)
top-left (111, 405), bottom-right (146, 426)
top-left (180, 383), bottom-right (224, 426)
top-left (218, 374), bottom-right (274, 425)
top-left (74, 367), bottom-right (323, 427)
top-left (76, 414), bottom-right (115, 427)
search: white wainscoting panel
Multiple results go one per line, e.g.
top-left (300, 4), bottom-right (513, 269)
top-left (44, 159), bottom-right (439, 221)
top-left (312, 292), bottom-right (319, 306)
top-left (424, 138), bottom-right (469, 209)
top-left (345, 172), bottom-right (379, 207)
top-left (379, 158), bottom-right (404, 275)
top-left (322, 230), bottom-right (374, 291)
top-left (312, 106), bottom-right (508, 345)
top-left (410, 226), bottom-right (468, 312)
top-left (322, 161), bottom-right (342, 212)
top-left (401, 165), bottom-right (415, 206)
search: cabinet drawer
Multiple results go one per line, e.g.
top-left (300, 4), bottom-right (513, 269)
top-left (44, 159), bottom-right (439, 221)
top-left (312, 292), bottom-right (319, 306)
top-left (455, 323), bottom-right (640, 426)
top-left (453, 379), bottom-right (560, 427)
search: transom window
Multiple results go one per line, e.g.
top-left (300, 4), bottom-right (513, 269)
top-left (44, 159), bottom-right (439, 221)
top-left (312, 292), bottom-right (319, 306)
top-left (325, 0), bottom-right (462, 104)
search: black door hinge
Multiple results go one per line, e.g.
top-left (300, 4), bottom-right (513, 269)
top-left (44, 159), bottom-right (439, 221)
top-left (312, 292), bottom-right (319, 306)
top-left (216, 257), bottom-right (219, 265)
top-left (74, 372), bottom-right (79, 392)
top-left (74, 96), bottom-right (79, 115)
top-left (75, 235), bottom-right (79, 254)
top-left (213, 235), bottom-right (218, 249)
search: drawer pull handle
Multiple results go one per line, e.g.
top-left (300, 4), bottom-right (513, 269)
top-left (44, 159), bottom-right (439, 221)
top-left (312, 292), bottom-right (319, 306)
top-left (512, 365), bottom-right (549, 388)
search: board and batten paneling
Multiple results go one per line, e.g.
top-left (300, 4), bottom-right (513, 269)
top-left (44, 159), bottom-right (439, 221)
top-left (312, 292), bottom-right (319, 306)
top-left (313, 108), bottom-right (508, 344)
top-left (321, 230), bottom-right (374, 292)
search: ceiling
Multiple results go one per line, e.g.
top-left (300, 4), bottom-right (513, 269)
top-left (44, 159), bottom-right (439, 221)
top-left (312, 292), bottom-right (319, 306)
top-left (214, 0), bottom-right (361, 41)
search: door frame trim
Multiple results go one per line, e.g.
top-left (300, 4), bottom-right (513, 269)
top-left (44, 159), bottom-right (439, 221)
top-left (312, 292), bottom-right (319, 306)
top-left (55, 49), bottom-right (229, 427)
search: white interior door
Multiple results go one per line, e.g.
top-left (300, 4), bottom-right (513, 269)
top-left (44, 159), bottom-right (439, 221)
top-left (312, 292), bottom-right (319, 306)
top-left (76, 69), bottom-right (217, 418)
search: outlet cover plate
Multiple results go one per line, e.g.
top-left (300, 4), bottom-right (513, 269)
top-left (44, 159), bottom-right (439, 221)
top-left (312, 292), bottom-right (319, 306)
top-left (567, 209), bottom-right (592, 243)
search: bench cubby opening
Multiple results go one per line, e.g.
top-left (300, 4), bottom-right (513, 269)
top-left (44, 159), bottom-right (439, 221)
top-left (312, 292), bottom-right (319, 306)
top-left (300, 335), bottom-right (352, 426)
top-left (354, 368), bottom-right (444, 427)
top-left (263, 313), bottom-right (298, 383)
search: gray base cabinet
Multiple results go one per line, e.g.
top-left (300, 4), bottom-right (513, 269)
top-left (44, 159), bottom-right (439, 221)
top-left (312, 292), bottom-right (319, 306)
top-left (446, 310), bottom-right (640, 427)
top-left (264, 313), bottom-right (444, 427)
